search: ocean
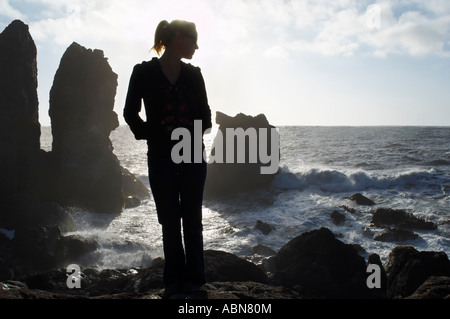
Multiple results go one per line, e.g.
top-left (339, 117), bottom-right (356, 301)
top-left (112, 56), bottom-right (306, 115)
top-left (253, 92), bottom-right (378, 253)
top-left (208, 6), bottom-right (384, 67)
top-left (41, 125), bottom-right (450, 270)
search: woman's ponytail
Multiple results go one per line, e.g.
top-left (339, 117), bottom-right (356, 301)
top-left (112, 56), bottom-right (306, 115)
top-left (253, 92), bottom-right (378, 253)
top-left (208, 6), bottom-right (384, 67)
top-left (151, 20), bottom-right (197, 56)
top-left (151, 20), bottom-right (170, 56)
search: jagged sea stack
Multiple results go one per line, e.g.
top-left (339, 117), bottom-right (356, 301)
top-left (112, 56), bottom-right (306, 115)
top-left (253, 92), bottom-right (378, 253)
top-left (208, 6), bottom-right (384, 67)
top-left (203, 111), bottom-right (279, 198)
top-left (0, 20), bottom-right (40, 208)
top-left (49, 42), bottom-right (123, 214)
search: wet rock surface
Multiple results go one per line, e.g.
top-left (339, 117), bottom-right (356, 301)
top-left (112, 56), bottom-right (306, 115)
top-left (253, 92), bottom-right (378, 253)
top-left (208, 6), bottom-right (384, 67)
top-left (1, 228), bottom-right (449, 299)
top-left (371, 208), bottom-right (437, 230)
top-left (384, 246), bottom-right (450, 298)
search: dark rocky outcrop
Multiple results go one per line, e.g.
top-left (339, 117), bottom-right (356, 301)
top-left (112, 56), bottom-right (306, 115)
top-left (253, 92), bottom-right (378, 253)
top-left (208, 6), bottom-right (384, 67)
top-left (199, 281), bottom-right (300, 299)
top-left (254, 220), bottom-right (275, 235)
top-left (2, 194), bottom-right (74, 232)
top-left (269, 227), bottom-right (375, 298)
top-left (8, 224), bottom-right (98, 275)
top-left (61, 234), bottom-right (99, 265)
top-left (204, 250), bottom-right (269, 284)
top-left (374, 227), bottom-right (420, 242)
top-left (1, 229), bottom-right (449, 300)
top-left (0, 19), bottom-right (73, 233)
top-left (384, 246), bottom-right (450, 298)
top-left (49, 42), bottom-right (124, 214)
top-left (0, 19), bottom-right (40, 155)
top-left (0, 249), bottom-right (280, 299)
top-left (0, 279), bottom-right (300, 300)
top-left (251, 244), bottom-right (277, 256)
top-left (0, 21), bottom-right (151, 285)
top-left (0, 20), bottom-right (41, 228)
top-left (371, 208), bottom-right (437, 230)
top-left (121, 166), bottom-right (151, 208)
top-left (1, 22), bottom-right (141, 221)
top-left (0, 281), bottom-right (84, 299)
top-left (339, 205), bottom-right (356, 213)
top-left (349, 193), bottom-right (375, 206)
top-left (406, 276), bottom-right (450, 299)
top-left (330, 210), bottom-right (346, 225)
top-left (204, 112), bottom-right (279, 198)
top-left (12, 225), bottom-right (63, 267)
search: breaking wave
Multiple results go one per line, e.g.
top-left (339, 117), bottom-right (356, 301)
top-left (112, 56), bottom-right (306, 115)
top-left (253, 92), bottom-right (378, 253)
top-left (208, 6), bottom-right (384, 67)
top-left (272, 165), bottom-right (448, 194)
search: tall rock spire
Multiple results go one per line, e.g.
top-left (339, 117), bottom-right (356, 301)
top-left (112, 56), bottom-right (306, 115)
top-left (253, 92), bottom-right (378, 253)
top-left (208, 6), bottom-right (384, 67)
top-left (0, 20), bottom-right (40, 202)
top-left (49, 42), bottom-right (123, 214)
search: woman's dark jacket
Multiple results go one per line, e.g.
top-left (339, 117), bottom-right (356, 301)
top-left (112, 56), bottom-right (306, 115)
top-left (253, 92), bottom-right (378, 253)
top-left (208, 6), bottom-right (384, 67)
top-left (123, 57), bottom-right (212, 152)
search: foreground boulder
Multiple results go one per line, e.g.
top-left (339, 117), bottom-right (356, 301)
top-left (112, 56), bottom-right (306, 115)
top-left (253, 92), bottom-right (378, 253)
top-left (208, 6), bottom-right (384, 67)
top-left (12, 225), bottom-right (64, 271)
top-left (4, 249), bottom-right (279, 299)
top-left (204, 250), bottom-right (269, 284)
top-left (269, 227), bottom-right (376, 298)
top-left (204, 112), bottom-right (279, 198)
top-left (49, 42), bottom-right (124, 214)
top-left (406, 276), bottom-right (450, 299)
top-left (10, 224), bottom-right (98, 274)
top-left (0, 279), bottom-right (300, 299)
top-left (2, 238), bottom-right (449, 299)
top-left (384, 246), bottom-right (450, 298)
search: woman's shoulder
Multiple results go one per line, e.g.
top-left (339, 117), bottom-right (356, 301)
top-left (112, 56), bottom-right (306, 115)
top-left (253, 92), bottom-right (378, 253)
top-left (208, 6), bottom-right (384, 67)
top-left (134, 59), bottom-right (200, 73)
top-left (182, 61), bottom-right (201, 71)
top-left (134, 58), bottom-right (159, 72)
top-left (181, 61), bottom-right (203, 79)
top-left (130, 58), bottom-right (162, 83)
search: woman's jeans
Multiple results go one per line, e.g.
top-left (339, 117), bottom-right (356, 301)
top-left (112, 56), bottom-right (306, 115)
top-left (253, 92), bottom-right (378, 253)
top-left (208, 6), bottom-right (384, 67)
top-left (147, 148), bottom-right (207, 290)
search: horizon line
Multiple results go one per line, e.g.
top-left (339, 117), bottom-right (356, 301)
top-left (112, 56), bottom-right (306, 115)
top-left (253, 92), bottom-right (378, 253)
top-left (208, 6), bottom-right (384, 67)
top-left (39, 124), bottom-right (450, 128)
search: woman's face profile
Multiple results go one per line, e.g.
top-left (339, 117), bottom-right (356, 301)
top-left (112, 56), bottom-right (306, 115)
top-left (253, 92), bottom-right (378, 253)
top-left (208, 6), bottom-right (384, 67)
top-left (176, 31), bottom-right (199, 60)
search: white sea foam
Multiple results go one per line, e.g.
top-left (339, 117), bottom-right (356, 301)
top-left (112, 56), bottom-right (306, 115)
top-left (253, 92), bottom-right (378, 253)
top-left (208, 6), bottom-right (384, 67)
top-left (271, 165), bottom-right (444, 195)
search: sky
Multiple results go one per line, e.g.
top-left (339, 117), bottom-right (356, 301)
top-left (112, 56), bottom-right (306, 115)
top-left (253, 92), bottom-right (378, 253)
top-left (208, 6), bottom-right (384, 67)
top-left (1, 0), bottom-right (450, 126)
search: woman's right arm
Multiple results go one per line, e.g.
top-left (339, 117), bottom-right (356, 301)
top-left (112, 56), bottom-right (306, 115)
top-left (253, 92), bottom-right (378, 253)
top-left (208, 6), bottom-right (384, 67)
top-left (123, 64), bottom-right (148, 140)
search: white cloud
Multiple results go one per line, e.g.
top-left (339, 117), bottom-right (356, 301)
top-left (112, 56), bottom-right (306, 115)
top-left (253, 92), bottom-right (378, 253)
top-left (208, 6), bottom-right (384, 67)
top-left (2, 0), bottom-right (449, 126)
top-left (0, 0), bottom-right (26, 20)
top-left (9, 0), bottom-right (450, 59)
top-left (264, 45), bottom-right (290, 59)
top-left (279, 0), bottom-right (450, 57)
top-left (367, 8), bottom-right (450, 57)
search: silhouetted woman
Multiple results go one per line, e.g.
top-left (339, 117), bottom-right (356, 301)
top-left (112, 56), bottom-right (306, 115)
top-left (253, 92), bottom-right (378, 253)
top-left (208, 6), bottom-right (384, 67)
top-left (123, 20), bottom-right (212, 297)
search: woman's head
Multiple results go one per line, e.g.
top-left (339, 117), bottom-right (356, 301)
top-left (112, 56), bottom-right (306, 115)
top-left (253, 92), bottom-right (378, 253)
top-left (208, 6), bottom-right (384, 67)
top-left (152, 20), bottom-right (199, 59)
